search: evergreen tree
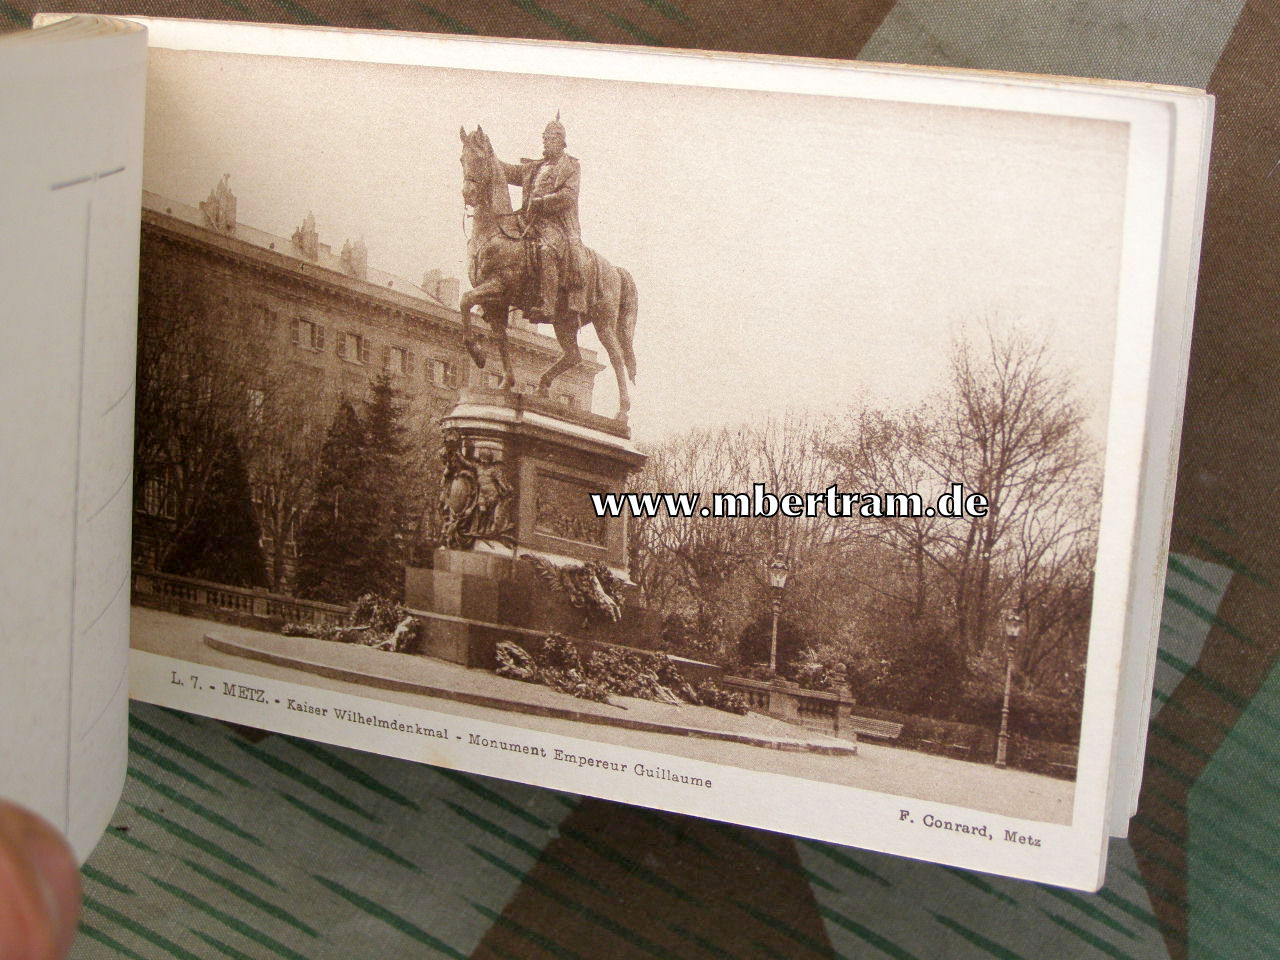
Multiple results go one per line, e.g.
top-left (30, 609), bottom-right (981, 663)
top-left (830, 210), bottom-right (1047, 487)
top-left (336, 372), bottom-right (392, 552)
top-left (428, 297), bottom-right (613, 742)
top-left (361, 374), bottom-right (412, 598)
top-left (737, 615), bottom-right (809, 673)
top-left (163, 432), bottom-right (269, 588)
top-left (294, 400), bottom-right (377, 603)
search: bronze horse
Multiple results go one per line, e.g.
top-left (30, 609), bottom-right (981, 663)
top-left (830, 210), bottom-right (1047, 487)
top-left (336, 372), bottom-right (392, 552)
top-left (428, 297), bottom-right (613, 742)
top-left (458, 126), bottom-right (638, 422)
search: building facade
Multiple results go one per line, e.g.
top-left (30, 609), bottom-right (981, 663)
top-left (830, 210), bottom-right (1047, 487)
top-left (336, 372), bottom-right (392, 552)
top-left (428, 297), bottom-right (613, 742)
top-left (134, 178), bottom-right (601, 590)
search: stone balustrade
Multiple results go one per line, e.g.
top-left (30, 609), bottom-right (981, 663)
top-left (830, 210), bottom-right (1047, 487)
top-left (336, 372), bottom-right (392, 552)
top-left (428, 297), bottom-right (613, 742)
top-left (720, 675), bottom-right (859, 742)
top-left (132, 570), bottom-right (349, 629)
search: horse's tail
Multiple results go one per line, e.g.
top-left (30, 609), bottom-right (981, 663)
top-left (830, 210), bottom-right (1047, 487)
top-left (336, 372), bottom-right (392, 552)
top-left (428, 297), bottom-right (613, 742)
top-left (618, 267), bottom-right (638, 383)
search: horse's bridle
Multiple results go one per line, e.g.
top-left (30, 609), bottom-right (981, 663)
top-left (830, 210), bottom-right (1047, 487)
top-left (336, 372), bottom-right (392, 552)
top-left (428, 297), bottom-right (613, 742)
top-left (463, 153), bottom-right (529, 242)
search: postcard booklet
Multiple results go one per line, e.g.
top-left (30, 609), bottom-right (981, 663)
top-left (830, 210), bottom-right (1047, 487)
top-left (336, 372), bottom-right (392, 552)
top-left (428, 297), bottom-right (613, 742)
top-left (0, 14), bottom-right (1213, 891)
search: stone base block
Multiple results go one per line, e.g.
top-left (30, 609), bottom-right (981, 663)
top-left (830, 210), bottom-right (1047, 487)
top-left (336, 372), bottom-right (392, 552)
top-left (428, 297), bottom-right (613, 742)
top-left (432, 547), bottom-right (514, 580)
top-left (405, 559), bottom-right (668, 672)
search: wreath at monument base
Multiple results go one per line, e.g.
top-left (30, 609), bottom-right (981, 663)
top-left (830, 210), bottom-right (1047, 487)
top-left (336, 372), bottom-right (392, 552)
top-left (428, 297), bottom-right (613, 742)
top-left (519, 554), bottom-right (625, 622)
top-left (494, 634), bottom-right (748, 714)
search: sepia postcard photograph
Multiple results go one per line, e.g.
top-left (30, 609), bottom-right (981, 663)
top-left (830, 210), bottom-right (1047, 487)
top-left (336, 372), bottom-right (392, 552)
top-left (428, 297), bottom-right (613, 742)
top-left (124, 22), bottom-right (1169, 888)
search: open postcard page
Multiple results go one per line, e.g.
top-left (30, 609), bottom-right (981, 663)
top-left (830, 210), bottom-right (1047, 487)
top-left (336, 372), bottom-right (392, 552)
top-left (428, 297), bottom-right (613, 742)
top-left (126, 19), bottom-right (1182, 891)
top-left (0, 15), bottom-right (145, 862)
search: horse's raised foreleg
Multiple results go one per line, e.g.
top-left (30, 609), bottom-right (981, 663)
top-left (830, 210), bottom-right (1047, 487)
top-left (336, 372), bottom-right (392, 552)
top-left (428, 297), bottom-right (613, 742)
top-left (537, 319), bottom-right (583, 397)
top-left (456, 288), bottom-right (487, 369)
top-left (457, 278), bottom-right (509, 371)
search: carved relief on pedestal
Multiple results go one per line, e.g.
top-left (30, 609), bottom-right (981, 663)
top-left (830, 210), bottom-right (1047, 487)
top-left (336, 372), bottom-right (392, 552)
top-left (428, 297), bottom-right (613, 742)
top-left (533, 471), bottom-right (607, 547)
top-left (437, 433), bottom-right (516, 548)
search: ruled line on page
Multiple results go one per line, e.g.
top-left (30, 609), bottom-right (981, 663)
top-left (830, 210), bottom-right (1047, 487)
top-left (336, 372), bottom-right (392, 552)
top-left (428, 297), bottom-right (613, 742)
top-left (51, 164), bottom-right (126, 192)
top-left (103, 379), bottom-right (135, 416)
top-left (77, 665), bottom-right (128, 744)
top-left (86, 469), bottom-right (132, 524)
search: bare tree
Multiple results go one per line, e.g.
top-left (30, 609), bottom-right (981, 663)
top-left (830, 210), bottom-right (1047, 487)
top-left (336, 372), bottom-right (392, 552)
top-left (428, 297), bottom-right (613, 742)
top-left (630, 412), bottom-right (849, 662)
top-left (629, 426), bottom-right (757, 657)
top-left (135, 272), bottom-right (275, 572)
top-left (929, 325), bottom-right (1099, 658)
top-left (237, 363), bottom-right (328, 591)
top-left (824, 323), bottom-right (1100, 675)
top-left (823, 408), bottom-right (947, 618)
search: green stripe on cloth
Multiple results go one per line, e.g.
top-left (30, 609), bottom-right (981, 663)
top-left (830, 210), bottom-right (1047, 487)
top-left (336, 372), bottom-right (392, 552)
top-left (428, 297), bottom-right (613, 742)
top-left (0, 1), bottom-right (28, 26)
top-left (445, 800), bottom-right (601, 891)
top-left (432, 766), bottom-right (548, 828)
top-left (599, 9), bottom-right (662, 45)
top-left (929, 912), bottom-right (1023, 960)
top-left (312, 875), bottom-right (468, 958)
top-left (635, 0), bottom-right (689, 24)
top-left (130, 805), bottom-right (278, 888)
top-left (267, 0), bottom-right (329, 25)
top-left (147, 874), bottom-right (313, 960)
top-left (1190, 659), bottom-right (1280, 958)
top-left (820, 905), bottom-right (922, 960)
top-left (229, 738), bottom-right (379, 821)
top-left (180, 858), bottom-right (321, 938)
top-left (127, 766), bottom-right (264, 845)
top-left (472, 845), bottom-right (676, 959)
top-left (558, 820), bottom-right (709, 905)
top-left (1041, 911), bottom-right (1139, 960)
top-left (940, 866), bottom-right (1018, 906)
top-left (731, 900), bottom-right (838, 958)
top-left (78, 922), bottom-right (154, 960)
top-left (409, 2), bottom-right (479, 33)
top-left (705, 821), bottom-right (837, 893)
top-left (191, 928), bottom-right (259, 960)
top-left (128, 737), bottom-right (223, 795)
top-left (81, 864), bottom-right (135, 896)
top-left (1187, 535), bottom-right (1272, 589)
top-left (663, 920), bottom-right (736, 959)
top-left (278, 792), bottom-right (420, 872)
top-left (508, 0), bottom-right (595, 41)
top-left (800, 839), bottom-right (894, 889)
top-left (1038, 886), bottom-right (1139, 939)
top-left (131, 713), bottom-right (254, 787)
top-left (285, 738), bottom-right (422, 810)
top-left (83, 896), bottom-right (206, 960)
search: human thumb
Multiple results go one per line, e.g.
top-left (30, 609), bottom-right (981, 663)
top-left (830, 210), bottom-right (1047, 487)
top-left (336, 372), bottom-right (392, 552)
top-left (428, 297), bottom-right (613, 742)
top-left (0, 801), bottom-right (82, 960)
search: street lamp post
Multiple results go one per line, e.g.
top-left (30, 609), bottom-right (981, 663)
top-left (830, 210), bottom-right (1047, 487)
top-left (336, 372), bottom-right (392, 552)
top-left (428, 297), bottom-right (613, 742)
top-left (995, 610), bottom-right (1023, 768)
top-left (766, 554), bottom-right (790, 674)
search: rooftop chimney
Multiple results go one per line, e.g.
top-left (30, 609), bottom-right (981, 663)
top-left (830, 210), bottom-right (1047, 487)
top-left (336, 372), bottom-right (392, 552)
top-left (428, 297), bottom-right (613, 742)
top-left (199, 174), bottom-right (237, 236)
top-left (292, 212), bottom-right (319, 261)
top-left (340, 237), bottom-right (368, 280)
top-left (422, 268), bottom-right (461, 308)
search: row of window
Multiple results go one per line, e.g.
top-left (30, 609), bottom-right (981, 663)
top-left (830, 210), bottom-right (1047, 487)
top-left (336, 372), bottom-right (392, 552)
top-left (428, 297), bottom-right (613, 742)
top-left (142, 472), bottom-right (299, 559)
top-left (290, 317), bottom-right (578, 406)
top-left (291, 317), bottom-right (463, 387)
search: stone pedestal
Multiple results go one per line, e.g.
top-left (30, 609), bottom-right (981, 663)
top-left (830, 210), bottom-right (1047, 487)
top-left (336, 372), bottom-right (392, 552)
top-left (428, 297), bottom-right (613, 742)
top-left (406, 389), bottom-right (655, 667)
top-left (441, 387), bottom-right (645, 575)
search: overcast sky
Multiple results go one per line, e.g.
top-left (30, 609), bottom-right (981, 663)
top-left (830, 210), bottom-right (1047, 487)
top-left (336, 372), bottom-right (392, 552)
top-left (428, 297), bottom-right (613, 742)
top-left (143, 48), bottom-right (1128, 447)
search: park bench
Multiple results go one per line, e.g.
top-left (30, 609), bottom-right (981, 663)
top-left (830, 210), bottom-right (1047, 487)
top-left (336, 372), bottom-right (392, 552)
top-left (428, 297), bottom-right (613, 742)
top-left (920, 738), bottom-right (972, 759)
top-left (847, 716), bottom-right (904, 740)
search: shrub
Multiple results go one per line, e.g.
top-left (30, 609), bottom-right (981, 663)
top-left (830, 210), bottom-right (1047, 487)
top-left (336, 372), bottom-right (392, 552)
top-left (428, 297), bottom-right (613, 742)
top-left (691, 680), bottom-right (748, 715)
top-left (351, 593), bottom-right (408, 634)
top-left (493, 635), bottom-right (745, 713)
top-left (284, 593), bottom-right (418, 652)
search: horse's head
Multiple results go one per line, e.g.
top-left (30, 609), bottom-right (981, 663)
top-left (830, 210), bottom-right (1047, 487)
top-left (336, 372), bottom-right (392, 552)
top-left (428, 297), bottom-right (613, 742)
top-left (459, 125), bottom-right (497, 210)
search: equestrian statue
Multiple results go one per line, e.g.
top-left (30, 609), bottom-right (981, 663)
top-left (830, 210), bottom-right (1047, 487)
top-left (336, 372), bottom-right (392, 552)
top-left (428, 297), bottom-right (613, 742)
top-left (458, 117), bottom-right (638, 422)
